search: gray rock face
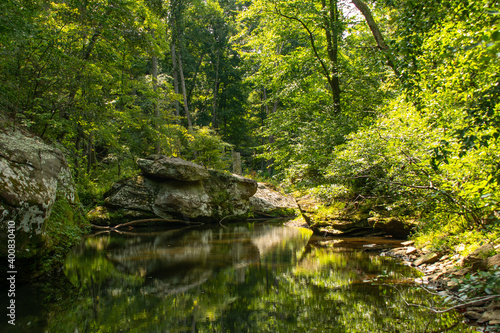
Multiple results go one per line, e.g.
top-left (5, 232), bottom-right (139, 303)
top-left (0, 129), bottom-right (79, 258)
top-left (137, 155), bottom-right (210, 181)
top-left (102, 156), bottom-right (258, 223)
top-left (249, 183), bottom-right (297, 216)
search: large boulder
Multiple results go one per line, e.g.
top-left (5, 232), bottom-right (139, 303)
top-left (295, 195), bottom-right (414, 238)
top-left (367, 217), bottom-right (414, 239)
top-left (0, 128), bottom-right (85, 267)
top-left (249, 183), bottom-right (297, 217)
top-left (137, 155), bottom-right (210, 181)
top-left (296, 196), bottom-right (372, 236)
top-left (99, 155), bottom-right (258, 223)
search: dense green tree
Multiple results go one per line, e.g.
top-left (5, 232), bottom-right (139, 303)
top-left (1, 0), bottom-right (498, 247)
top-left (325, 0), bottom-right (500, 242)
top-left (236, 0), bottom-right (388, 180)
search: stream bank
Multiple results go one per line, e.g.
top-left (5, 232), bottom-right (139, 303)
top-left (385, 242), bottom-right (500, 330)
top-left (291, 193), bottom-right (500, 331)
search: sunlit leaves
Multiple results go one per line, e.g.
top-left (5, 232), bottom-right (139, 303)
top-left (325, 0), bottom-right (500, 232)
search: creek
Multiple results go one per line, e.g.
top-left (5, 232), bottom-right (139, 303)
top-left (2, 221), bottom-right (476, 332)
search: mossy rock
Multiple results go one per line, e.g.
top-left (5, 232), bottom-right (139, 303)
top-left (297, 195), bottom-right (416, 238)
top-left (298, 198), bottom-right (372, 235)
top-left (87, 206), bottom-right (158, 226)
top-left (367, 217), bottom-right (415, 239)
top-left (0, 128), bottom-right (88, 282)
top-left (35, 196), bottom-right (88, 279)
top-left (102, 156), bottom-right (258, 224)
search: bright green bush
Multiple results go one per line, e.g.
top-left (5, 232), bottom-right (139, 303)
top-left (184, 126), bottom-right (232, 170)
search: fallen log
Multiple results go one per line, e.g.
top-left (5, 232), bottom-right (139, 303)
top-left (90, 218), bottom-right (203, 230)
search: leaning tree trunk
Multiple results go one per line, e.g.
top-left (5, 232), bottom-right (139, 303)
top-left (178, 51), bottom-right (193, 131)
top-left (170, 44), bottom-right (181, 119)
top-left (351, 0), bottom-right (401, 79)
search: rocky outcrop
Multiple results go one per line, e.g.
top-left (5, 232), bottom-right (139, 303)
top-left (296, 196), bottom-right (373, 236)
top-left (367, 217), bottom-right (414, 239)
top-left (249, 183), bottom-right (297, 217)
top-left (295, 196), bottom-right (415, 238)
top-left (0, 128), bottom-right (84, 262)
top-left (463, 243), bottom-right (497, 270)
top-left (137, 155), bottom-right (210, 181)
top-left (95, 155), bottom-right (258, 224)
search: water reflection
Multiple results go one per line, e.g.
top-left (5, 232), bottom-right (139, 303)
top-left (54, 223), bottom-right (476, 332)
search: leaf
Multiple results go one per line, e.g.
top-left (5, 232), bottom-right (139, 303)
top-left (492, 31), bottom-right (500, 41)
top-left (486, 10), bottom-right (500, 15)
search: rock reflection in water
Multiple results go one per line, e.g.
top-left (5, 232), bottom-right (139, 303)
top-left (65, 224), bottom-right (310, 297)
top-left (55, 224), bottom-right (476, 333)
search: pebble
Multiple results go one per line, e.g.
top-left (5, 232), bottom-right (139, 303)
top-left (478, 310), bottom-right (500, 324)
top-left (465, 311), bottom-right (482, 320)
top-left (406, 246), bottom-right (417, 254)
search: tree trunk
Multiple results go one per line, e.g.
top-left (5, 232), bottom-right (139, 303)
top-left (75, 130), bottom-right (82, 179)
top-left (274, 4), bottom-right (341, 112)
top-left (321, 0), bottom-right (341, 114)
top-left (87, 131), bottom-right (96, 172)
top-left (178, 51), bottom-right (193, 131)
top-left (152, 49), bottom-right (161, 154)
top-left (263, 87), bottom-right (269, 115)
top-left (232, 150), bottom-right (242, 175)
top-left (187, 52), bottom-right (205, 106)
top-left (152, 31), bottom-right (159, 115)
top-left (212, 54), bottom-right (220, 129)
top-left (351, 0), bottom-right (401, 79)
top-left (272, 99), bottom-right (279, 114)
top-left (171, 43), bottom-right (181, 118)
top-left (64, 8), bottom-right (111, 119)
top-left (262, 88), bottom-right (277, 175)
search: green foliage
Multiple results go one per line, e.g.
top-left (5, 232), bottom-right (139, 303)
top-left (76, 158), bottom-right (140, 208)
top-left (258, 0), bottom-right (500, 247)
top-left (1, 0), bottom-right (499, 267)
top-left (184, 126), bottom-right (233, 170)
top-left (74, 125), bottom-right (233, 209)
top-left (454, 270), bottom-right (500, 300)
top-left (237, 0), bottom-right (390, 184)
top-left (39, 195), bottom-right (88, 276)
top-left (306, 183), bottom-right (351, 202)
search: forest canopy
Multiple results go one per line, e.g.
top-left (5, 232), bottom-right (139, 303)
top-left (1, 0), bottom-right (499, 248)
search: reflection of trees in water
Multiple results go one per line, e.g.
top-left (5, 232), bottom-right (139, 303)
top-left (55, 225), bottom-right (469, 332)
top-left (212, 243), bottom-right (467, 333)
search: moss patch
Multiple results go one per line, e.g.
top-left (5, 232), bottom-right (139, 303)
top-left (34, 195), bottom-right (89, 279)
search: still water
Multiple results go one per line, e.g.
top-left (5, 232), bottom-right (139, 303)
top-left (5, 222), bottom-right (477, 332)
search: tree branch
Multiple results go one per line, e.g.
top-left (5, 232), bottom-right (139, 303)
top-left (388, 284), bottom-right (500, 314)
top-left (90, 218), bottom-right (201, 230)
top-left (272, 4), bottom-right (334, 93)
top-left (351, 0), bottom-right (401, 78)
